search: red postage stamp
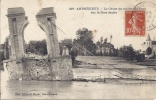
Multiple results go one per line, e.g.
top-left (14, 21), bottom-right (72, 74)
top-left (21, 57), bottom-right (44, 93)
top-left (125, 11), bottom-right (145, 36)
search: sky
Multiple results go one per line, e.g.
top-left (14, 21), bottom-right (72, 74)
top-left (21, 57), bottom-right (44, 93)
top-left (1, 0), bottom-right (156, 50)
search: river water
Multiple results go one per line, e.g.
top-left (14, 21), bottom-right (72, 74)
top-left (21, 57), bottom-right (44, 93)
top-left (1, 69), bottom-right (156, 99)
top-left (1, 56), bottom-right (156, 99)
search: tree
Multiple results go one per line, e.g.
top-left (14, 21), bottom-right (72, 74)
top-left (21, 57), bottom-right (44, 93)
top-left (76, 28), bottom-right (94, 41)
top-left (104, 38), bottom-right (107, 47)
top-left (135, 53), bottom-right (145, 62)
top-left (116, 48), bottom-right (119, 56)
top-left (74, 28), bottom-right (96, 55)
top-left (119, 45), bottom-right (136, 61)
top-left (60, 39), bottom-right (73, 51)
top-left (0, 50), bottom-right (4, 66)
top-left (146, 47), bottom-right (152, 55)
top-left (70, 46), bottom-right (78, 67)
top-left (100, 37), bottom-right (103, 48)
top-left (110, 35), bottom-right (112, 43)
top-left (4, 36), bottom-right (10, 59)
top-left (96, 41), bottom-right (100, 47)
top-left (59, 39), bottom-right (73, 55)
top-left (26, 39), bottom-right (47, 55)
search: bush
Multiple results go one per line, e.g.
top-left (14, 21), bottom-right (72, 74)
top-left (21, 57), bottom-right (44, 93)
top-left (119, 45), bottom-right (136, 61)
top-left (136, 54), bottom-right (145, 62)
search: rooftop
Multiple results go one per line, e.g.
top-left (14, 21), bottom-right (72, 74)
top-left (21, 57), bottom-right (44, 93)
top-left (146, 33), bottom-right (151, 41)
top-left (152, 41), bottom-right (156, 44)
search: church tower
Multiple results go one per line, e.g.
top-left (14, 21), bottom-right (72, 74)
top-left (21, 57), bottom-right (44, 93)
top-left (145, 33), bottom-right (152, 48)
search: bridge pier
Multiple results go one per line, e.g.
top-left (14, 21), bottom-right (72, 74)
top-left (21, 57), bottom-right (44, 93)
top-left (3, 7), bottom-right (73, 81)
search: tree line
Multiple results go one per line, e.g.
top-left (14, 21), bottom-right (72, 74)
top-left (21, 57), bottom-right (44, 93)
top-left (0, 27), bottom-right (154, 65)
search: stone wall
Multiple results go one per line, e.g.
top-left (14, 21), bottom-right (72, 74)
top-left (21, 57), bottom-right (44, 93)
top-left (3, 59), bottom-right (24, 80)
top-left (3, 56), bottom-right (73, 81)
top-left (50, 56), bottom-right (73, 80)
top-left (22, 58), bottom-right (51, 80)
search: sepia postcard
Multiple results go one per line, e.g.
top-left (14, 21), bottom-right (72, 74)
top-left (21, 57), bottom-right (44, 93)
top-left (0, 0), bottom-right (156, 99)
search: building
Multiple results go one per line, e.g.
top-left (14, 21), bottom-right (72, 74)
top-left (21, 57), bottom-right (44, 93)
top-left (141, 33), bottom-right (156, 54)
top-left (96, 43), bottom-right (117, 56)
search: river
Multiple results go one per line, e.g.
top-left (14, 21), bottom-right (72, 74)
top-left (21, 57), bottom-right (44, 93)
top-left (1, 69), bottom-right (156, 99)
top-left (1, 56), bottom-right (156, 99)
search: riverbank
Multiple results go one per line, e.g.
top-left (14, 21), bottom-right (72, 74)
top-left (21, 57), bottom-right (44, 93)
top-left (71, 77), bottom-right (156, 85)
top-left (76, 56), bottom-right (156, 69)
top-left (72, 56), bottom-right (156, 82)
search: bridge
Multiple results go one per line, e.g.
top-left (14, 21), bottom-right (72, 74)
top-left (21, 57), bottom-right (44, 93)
top-left (3, 7), bottom-right (73, 81)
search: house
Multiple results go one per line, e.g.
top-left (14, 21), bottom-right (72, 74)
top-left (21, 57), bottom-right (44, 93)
top-left (96, 43), bottom-right (117, 56)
